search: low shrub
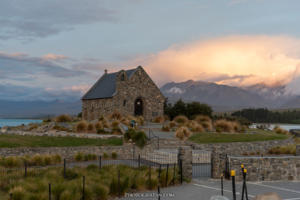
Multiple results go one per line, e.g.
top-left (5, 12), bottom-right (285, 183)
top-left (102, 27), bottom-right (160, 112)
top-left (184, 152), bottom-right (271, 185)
top-left (87, 123), bottom-right (95, 133)
top-left (124, 129), bottom-right (147, 148)
top-left (76, 121), bottom-right (88, 133)
top-left (194, 115), bottom-right (211, 123)
top-left (9, 186), bottom-right (25, 200)
top-left (95, 122), bottom-right (103, 130)
top-left (214, 119), bottom-right (236, 133)
top-left (169, 121), bottom-right (177, 128)
top-left (200, 121), bottom-right (213, 131)
top-left (273, 126), bottom-right (289, 135)
top-left (53, 125), bottom-right (70, 132)
top-left (268, 145), bottom-right (296, 155)
top-left (109, 111), bottom-right (123, 120)
top-left (175, 126), bottom-right (192, 140)
top-left (103, 153), bottom-right (109, 159)
top-left (56, 114), bottom-right (72, 123)
top-left (111, 152), bottom-right (118, 159)
top-left (153, 116), bottom-right (164, 123)
top-left (84, 154), bottom-right (97, 161)
top-left (161, 125), bottom-right (170, 132)
top-left (74, 152), bottom-right (84, 161)
top-left (92, 184), bottom-right (108, 200)
top-left (28, 124), bottom-right (39, 131)
top-left (173, 115), bottom-right (188, 124)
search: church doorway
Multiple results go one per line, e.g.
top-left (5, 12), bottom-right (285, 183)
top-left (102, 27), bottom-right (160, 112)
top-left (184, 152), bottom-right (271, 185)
top-left (134, 98), bottom-right (143, 116)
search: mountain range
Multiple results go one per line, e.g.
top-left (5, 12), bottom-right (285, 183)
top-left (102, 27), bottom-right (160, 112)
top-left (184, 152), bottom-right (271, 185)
top-left (160, 80), bottom-right (300, 111)
top-left (1, 80), bottom-right (300, 118)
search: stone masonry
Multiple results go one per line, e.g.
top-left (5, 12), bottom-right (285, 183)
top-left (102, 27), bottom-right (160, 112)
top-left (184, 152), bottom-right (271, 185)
top-left (229, 156), bottom-right (300, 181)
top-left (82, 66), bottom-right (165, 121)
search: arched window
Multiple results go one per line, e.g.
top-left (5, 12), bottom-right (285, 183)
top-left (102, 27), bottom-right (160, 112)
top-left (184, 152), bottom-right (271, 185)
top-left (121, 73), bottom-right (125, 81)
top-left (123, 100), bottom-right (127, 107)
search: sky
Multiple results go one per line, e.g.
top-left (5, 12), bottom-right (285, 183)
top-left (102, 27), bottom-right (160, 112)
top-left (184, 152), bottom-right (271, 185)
top-left (1, 0), bottom-right (300, 101)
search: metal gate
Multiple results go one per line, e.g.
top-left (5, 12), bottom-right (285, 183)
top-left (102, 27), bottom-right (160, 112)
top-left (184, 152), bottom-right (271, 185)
top-left (192, 150), bottom-right (212, 178)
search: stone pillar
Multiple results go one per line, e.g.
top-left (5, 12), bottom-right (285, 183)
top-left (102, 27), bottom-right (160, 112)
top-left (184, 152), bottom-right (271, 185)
top-left (178, 146), bottom-right (193, 180)
top-left (296, 145), bottom-right (300, 156)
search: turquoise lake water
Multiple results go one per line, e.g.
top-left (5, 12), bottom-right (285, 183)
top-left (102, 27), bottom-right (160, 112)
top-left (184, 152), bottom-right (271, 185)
top-left (0, 119), bottom-right (42, 128)
top-left (251, 123), bottom-right (300, 131)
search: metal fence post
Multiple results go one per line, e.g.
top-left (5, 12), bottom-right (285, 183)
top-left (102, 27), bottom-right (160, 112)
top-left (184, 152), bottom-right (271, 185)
top-left (173, 164), bottom-right (176, 185)
top-left (180, 159), bottom-right (183, 184)
top-left (221, 174), bottom-right (224, 196)
top-left (138, 154), bottom-right (141, 168)
top-left (231, 170), bottom-right (236, 200)
top-left (158, 186), bottom-right (161, 200)
top-left (118, 170), bottom-right (121, 197)
top-left (63, 159), bottom-right (66, 178)
top-left (166, 164), bottom-right (169, 186)
top-left (24, 161), bottom-right (27, 177)
top-left (82, 176), bottom-right (85, 200)
top-left (49, 183), bottom-right (51, 200)
top-left (148, 166), bottom-right (152, 189)
top-left (99, 156), bottom-right (102, 169)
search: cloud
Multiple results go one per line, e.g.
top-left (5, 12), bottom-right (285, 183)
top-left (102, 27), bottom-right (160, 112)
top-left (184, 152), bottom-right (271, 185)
top-left (138, 35), bottom-right (300, 87)
top-left (0, 0), bottom-right (116, 40)
top-left (0, 51), bottom-right (85, 78)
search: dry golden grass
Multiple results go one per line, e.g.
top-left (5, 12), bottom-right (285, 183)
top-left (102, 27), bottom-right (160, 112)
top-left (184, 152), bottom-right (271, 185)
top-left (195, 115), bottom-right (211, 123)
top-left (214, 119), bottom-right (234, 133)
top-left (75, 121), bottom-right (88, 133)
top-left (173, 115), bottom-right (189, 124)
top-left (201, 121), bottom-right (213, 131)
top-left (95, 122), bottom-right (103, 130)
top-left (153, 116), bottom-right (165, 123)
top-left (109, 111), bottom-right (123, 120)
top-left (55, 114), bottom-right (72, 123)
top-left (268, 144), bottom-right (296, 155)
top-left (273, 126), bottom-right (290, 135)
top-left (161, 125), bottom-right (170, 132)
top-left (175, 126), bottom-right (192, 140)
top-left (87, 123), bottom-right (95, 133)
top-left (169, 121), bottom-right (177, 128)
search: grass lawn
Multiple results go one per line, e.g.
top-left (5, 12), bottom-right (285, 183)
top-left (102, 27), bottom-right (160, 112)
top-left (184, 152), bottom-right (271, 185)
top-left (189, 130), bottom-right (289, 144)
top-left (0, 134), bottom-right (123, 148)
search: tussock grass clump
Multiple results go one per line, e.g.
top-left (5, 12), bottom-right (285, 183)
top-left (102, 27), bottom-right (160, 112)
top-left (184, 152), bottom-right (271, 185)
top-left (87, 123), bottom-right (95, 133)
top-left (109, 111), bottom-right (123, 120)
top-left (161, 125), bottom-right (170, 132)
top-left (124, 129), bottom-right (147, 148)
top-left (153, 116), bottom-right (164, 123)
top-left (74, 152), bottom-right (97, 161)
top-left (268, 145), bottom-right (296, 155)
top-left (56, 114), bottom-right (72, 123)
top-left (111, 152), bottom-right (118, 159)
top-left (173, 115), bottom-right (188, 124)
top-left (175, 126), bottom-right (192, 140)
top-left (95, 122), bottom-right (103, 131)
top-left (195, 115), bottom-right (211, 123)
top-left (273, 126), bottom-right (290, 135)
top-left (214, 119), bottom-right (237, 133)
top-left (75, 121), bottom-right (88, 133)
top-left (169, 121), bottom-right (177, 128)
top-left (0, 154), bottom-right (62, 168)
top-left (0, 164), bottom-right (181, 199)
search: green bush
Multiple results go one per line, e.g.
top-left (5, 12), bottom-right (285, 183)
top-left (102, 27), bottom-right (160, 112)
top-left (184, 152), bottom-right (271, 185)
top-left (74, 152), bottom-right (84, 161)
top-left (103, 153), bottom-right (109, 159)
top-left (124, 129), bottom-right (147, 148)
top-left (92, 184), bottom-right (108, 200)
top-left (56, 114), bottom-right (72, 123)
top-left (9, 186), bottom-right (25, 200)
top-left (111, 152), bottom-right (118, 159)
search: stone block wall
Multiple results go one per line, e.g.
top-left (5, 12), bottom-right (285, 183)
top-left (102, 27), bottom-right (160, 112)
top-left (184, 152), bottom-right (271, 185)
top-left (296, 145), bottom-right (300, 156)
top-left (229, 156), bottom-right (300, 181)
top-left (178, 146), bottom-right (193, 180)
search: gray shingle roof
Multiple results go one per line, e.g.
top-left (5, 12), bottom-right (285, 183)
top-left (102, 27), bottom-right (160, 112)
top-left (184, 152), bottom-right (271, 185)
top-left (82, 68), bottom-right (137, 100)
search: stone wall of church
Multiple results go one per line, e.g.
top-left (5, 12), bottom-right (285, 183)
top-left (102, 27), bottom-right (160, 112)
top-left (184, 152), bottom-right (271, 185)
top-left (82, 67), bottom-right (165, 121)
top-left (114, 67), bottom-right (165, 121)
top-left (82, 98), bottom-right (114, 121)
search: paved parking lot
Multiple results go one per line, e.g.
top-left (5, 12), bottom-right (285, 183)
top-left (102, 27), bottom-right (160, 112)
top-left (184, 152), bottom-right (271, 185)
top-left (122, 179), bottom-right (300, 200)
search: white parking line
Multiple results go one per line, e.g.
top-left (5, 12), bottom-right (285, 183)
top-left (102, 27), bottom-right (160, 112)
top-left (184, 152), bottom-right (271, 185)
top-left (193, 184), bottom-right (255, 198)
top-left (248, 183), bottom-right (300, 194)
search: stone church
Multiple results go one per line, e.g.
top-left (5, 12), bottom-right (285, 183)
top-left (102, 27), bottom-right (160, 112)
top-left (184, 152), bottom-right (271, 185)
top-left (82, 66), bottom-right (165, 121)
